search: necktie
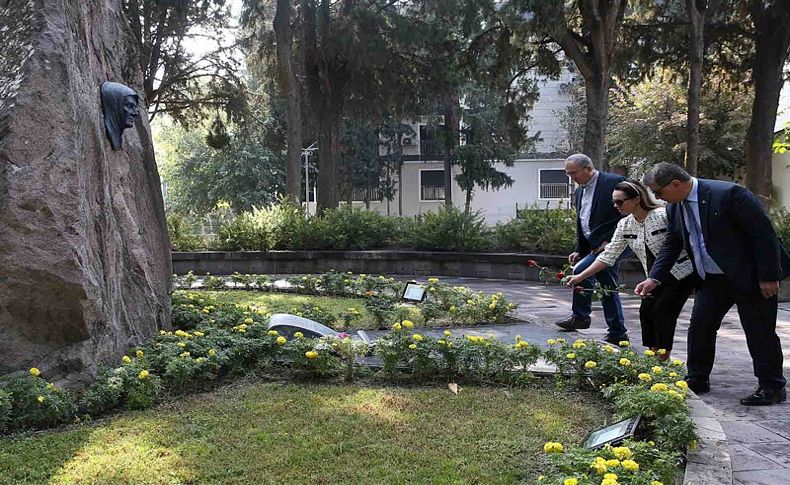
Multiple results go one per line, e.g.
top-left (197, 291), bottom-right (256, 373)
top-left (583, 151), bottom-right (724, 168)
top-left (683, 201), bottom-right (706, 279)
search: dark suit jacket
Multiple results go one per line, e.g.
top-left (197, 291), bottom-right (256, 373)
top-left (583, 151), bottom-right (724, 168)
top-left (649, 179), bottom-right (790, 295)
top-left (575, 171), bottom-right (626, 257)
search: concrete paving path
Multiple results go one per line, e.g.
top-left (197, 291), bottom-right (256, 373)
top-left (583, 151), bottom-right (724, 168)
top-left (387, 277), bottom-right (790, 485)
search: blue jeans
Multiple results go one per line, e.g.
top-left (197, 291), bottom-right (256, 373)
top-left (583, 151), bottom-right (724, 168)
top-left (572, 252), bottom-right (627, 339)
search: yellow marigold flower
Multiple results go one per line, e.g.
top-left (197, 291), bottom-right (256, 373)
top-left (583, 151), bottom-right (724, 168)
top-left (590, 461), bottom-right (607, 474)
top-left (651, 482), bottom-right (663, 485)
top-left (566, 352), bottom-right (576, 359)
top-left (294, 332), bottom-right (304, 339)
top-left (605, 459), bottom-right (620, 467)
top-left (573, 341), bottom-right (587, 349)
top-left (437, 339), bottom-right (446, 345)
top-left (621, 460), bottom-right (639, 471)
top-left (601, 479), bottom-right (617, 485)
top-left (658, 349), bottom-right (667, 355)
top-left (612, 446), bottom-right (632, 460)
top-left (37, 395), bottom-right (45, 403)
top-left (428, 277), bottom-right (439, 284)
top-left (195, 357), bottom-right (205, 363)
top-left (652, 366), bottom-right (663, 374)
top-left (488, 302), bottom-right (496, 310)
top-left (243, 318), bottom-right (254, 325)
top-left (122, 356), bottom-right (132, 364)
top-left (619, 358), bottom-right (631, 366)
top-left (402, 320), bottom-right (414, 329)
top-left (138, 370), bottom-right (149, 380)
top-left (305, 351), bottom-right (319, 359)
top-left (178, 342), bottom-right (187, 348)
top-left (547, 339), bottom-right (557, 345)
top-left (669, 372), bottom-right (678, 378)
top-left (276, 336), bottom-right (287, 345)
top-left (412, 334), bottom-right (424, 342)
top-left (29, 367), bottom-right (41, 377)
top-left (604, 345), bottom-right (614, 353)
top-left (408, 344), bottom-right (417, 350)
top-left (585, 361), bottom-right (597, 369)
top-left (644, 349), bottom-right (655, 356)
top-left (201, 309), bottom-right (210, 314)
top-left (604, 473), bottom-right (618, 480)
top-left (392, 322), bottom-right (402, 330)
top-left (268, 330), bottom-right (279, 336)
top-left (175, 330), bottom-right (189, 337)
top-left (516, 341), bottom-right (529, 349)
top-left (159, 330), bottom-right (166, 335)
top-left (193, 331), bottom-right (204, 337)
top-left (650, 383), bottom-right (668, 392)
top-left (449, 305), bottom-right (456, 312)
top-left (638, 373), bottom-right (652, 382)
top-left (179, 351), bottom-right (190, 358)
top-left (208, 349), bottom-right (217, 356)
top-left (619, 340), bottom-right (630, 347)
top-left (467, 299), bottom-right (474, 305)
top-left (648, 441), bottom-right (655, 447)
top-left (667, 389), bottom-right (684, 400)
top-left (563, 478), bottom-right (578, 485)
top-left (135, 350), bottom-right (144, 359)
top-left (543, 442), bottom-right (564, 453)
top-left (675, 380), bottom-right (689, 390)
top-left (538, 476), bottom-right (544, 481)
top-left (444, 330), bottom-right (452, 336)
top-left (557, 338), bottom-right (566, 344)
top-left (672, 359), bottom-right (684, 366)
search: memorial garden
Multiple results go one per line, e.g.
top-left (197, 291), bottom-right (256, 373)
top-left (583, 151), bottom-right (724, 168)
top-left (2, 0), bottom-right (790, 484)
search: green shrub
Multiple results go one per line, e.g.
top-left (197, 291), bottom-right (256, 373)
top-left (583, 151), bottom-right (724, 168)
top-left (263, 198), bottom-right (317, 250)
top-left (2, 373), bottom-right (76, 431)
top-left (216, 212), bottom-right (269, 251)
top-left (167, 213), bottom-right (203, 251)
top-left (771, 207), bottom-right (790, 247)
top-left (409, 206), bottom-right (492, 251)
top-left (0, 388), bottom-right (11, 433)
top-left (319, 206), bottom-right (398, 250)
top-left (494, 203), bottom-right (576, 254)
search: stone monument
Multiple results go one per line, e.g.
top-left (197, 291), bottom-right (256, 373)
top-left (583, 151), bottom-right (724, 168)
top-left (0, 0), bottom-right (172, 382)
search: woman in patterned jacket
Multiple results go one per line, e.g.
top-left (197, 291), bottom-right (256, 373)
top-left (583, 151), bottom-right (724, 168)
top-left (565, 179), bottom-right (695, 359)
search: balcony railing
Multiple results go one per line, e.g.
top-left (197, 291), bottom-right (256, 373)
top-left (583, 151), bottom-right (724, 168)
top-left (351, 187), bottom-right (382, 202)
top-left (421, 185), bottom-right (445, 201)
top-left (540, 183), bottom-right (573, 200)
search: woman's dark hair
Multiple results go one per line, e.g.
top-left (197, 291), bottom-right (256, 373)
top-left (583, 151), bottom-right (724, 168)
top-left (614, 179), bottom-right (660, 211)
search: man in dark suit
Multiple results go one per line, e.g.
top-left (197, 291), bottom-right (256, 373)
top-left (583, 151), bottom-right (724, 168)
top-left (554, 154), bottom-right (627, 345)
top-left (636, 162), bottom-right (787, 405)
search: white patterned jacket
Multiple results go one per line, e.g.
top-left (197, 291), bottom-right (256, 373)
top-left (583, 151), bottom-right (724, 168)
top-left (596, 207), bottom-right (694, 280)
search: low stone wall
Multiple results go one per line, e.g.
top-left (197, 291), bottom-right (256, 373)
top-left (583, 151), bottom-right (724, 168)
top-left (172, 250), bottom-right (648, 285)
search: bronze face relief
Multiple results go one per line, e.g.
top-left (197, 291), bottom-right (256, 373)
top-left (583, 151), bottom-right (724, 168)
top-left (101, 82), bottom-right (140, 150)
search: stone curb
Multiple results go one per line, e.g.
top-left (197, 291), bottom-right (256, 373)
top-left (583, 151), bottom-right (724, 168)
top-left (683, 393), bottom-right (733, 484)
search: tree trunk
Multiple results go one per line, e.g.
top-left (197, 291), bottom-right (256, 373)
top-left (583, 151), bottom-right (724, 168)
top-left (316, 114), bottom-right (343, 212)
top-left (274, 0), bottom-right (303, 201)
top-left (583, 73), bottom-right (609, 170)
top-left (745, 1), bottom-right (790, 204)
top-left (465, 189), bottom-right (473, 213)
top-left (397, 163), bottom-right (403, 216)
top-left (443, 91), bottom-right (460, 207)
top-left (685, 0), bottom-right (706, 176)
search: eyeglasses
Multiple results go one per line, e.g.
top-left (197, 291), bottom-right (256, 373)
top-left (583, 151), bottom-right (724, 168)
top-left (652, 182), bottom-right (671, 197)
top-left (612, 197), bottom-right (633, 207)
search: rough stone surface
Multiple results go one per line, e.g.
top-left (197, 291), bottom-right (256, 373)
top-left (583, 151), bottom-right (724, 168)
top-left (0, 0), bottom-right (171, 382)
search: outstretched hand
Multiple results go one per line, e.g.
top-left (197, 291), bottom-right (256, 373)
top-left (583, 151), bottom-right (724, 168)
top-left (759, 281), bottom-right (780, 299)
top-left (565, 274), bottom-right (585, 287)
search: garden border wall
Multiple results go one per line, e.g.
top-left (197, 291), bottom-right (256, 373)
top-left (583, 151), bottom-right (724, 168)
top-left (172, 250), bottom-right (790, 301)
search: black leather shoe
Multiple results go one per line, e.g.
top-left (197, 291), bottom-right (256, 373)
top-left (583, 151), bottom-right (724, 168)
top-left (685, 378), bottom-right (710, 394)
top-left (554, 316), bottom-right (591, 331)
top-left (603, 334), bottom-right (628, 346)
top-left (740, 386), bottom-right (786, 406)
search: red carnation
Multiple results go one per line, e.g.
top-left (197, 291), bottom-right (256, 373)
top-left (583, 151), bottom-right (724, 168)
top-left (527, 260), bottom-right (538, 267)
top-left (555, 271), bottom-right (565, 280)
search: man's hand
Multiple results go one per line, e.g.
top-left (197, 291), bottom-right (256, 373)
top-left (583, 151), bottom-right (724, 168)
top-left (759, 281), bottom-right (780, 299)
top-left (568, 252), bottom-right (580, 265)
top-left (635, 278), bottom-right (659, 297)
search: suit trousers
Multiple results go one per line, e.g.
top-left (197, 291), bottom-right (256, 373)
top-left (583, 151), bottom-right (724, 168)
top-left (687, 275), bottom-right (786, 389)
top-left (571, 252), bottom-right (627, 338)
top-left (639, 275), bottom-right (695, 351)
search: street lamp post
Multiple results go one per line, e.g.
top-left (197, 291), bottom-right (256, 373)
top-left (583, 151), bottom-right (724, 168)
top-left (302, 142), bottom-right (318, 216)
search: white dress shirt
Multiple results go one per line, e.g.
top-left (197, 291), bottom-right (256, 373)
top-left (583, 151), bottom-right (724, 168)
top-left (579, 170), bottom-right (599, 240)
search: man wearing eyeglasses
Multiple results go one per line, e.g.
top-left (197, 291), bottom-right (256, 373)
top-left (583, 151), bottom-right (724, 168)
top-left (636, 162), bottom-right (788, 406)
top-left (554, 154), bottom-right (627, 345)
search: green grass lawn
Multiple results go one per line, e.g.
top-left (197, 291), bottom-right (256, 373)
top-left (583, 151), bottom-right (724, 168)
top-left (0, 381), bottom-right (608, 484)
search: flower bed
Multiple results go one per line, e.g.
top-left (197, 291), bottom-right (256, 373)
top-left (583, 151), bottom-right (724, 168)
top-left (0, 284), bottom-right (696, 483)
